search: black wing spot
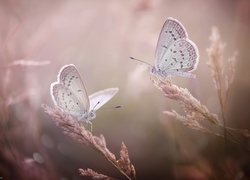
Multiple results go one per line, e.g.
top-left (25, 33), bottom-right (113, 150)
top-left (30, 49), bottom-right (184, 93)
top-left (163, 45), bottom-right (167, 49)
top-left (173, 58), bottom-right (177, 62)
top-left (165, 59), bottom-right (168, 62)
top-left (77, 89), bottom-right (82, 92)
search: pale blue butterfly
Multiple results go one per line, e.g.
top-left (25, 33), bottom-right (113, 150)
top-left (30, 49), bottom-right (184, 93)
top-left (50, 64), bottom-right (119, 129)
top-left (131, 17), bottom-right (199, 78)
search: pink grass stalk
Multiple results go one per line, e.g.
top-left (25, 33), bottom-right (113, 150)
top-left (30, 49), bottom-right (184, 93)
top-left (206, 27), bottom-right (228, 145)
top-left (153, 78), bottom-right (250, 151)
top-left (152, 78), bottom-right (221, 126)
top-left (79, 168), bottom-right (118, 180)
top-left (42, 104), bottom-right (137, 180)
top-left (206, 28), bottom-right (247, 150)
top-left (6, 60), bottom-right (51, 68)
top-left (224, 51), bottom-right (238, 110)
top-left (152, 78), bottom-right (224, 137)
top-left (153, 27), bottom-right (250, 152)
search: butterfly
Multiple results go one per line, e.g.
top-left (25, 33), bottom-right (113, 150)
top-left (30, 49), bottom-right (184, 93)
top-left (131, 17), bottom-right (199, 79)
top-left (50, 64), bottom-right (119, 130)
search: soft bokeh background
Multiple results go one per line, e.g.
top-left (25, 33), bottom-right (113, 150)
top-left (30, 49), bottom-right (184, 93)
top-left (1, 0), bottom-right (250, 179)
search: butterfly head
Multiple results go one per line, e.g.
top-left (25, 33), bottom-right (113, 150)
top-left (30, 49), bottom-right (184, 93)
top-left (88, 110), bottom-right (96, 120)
top-left (149, 66), bottom-right (157, 75)
top-left (78, 110), bottom-right (96, 122)
top-left (149, 66), bottom-right (165, 77)
top-left (85, 101), bottom-right (100, 121)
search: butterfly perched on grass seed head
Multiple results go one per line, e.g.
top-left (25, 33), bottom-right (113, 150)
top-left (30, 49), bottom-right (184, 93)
top-left (131, 17), bottom-right (199, 79)
top-left (50, 64), bottom-right (119, 130)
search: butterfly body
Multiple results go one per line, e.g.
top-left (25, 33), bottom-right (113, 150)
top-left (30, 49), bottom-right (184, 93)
top-left (50, 64), bottom-right (118, 126)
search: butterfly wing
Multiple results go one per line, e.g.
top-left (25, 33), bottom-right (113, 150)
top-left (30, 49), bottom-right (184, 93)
top-left (155, 17), bottom-right (188, 68)
top-left (50, 83), bottom-right (88, 118)
top-left (57, 64), bottom-right (90, 111)
top-left (89, 88), bottom-right (119, 111)
top-left (158, 39), bottom-right (199, 77)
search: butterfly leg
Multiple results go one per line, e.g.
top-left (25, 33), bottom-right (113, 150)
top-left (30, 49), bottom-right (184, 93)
top-left (90, 122), bottom-right (93, 132)
top-left (87, 121), bottom-right (93, 132)
top-left (81, 121), bottom-right (93, 132)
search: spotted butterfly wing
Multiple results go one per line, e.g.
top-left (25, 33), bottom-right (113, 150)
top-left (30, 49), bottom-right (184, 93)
top-left (89, 88), bottom-right (119, 111)
top-left (155, 17), bottom-right (188, 68)
top-left (51, 83), bottom-right (87, 119)
top-left (58, 64), bottom-right (90, 111)
top-left (158, 39), bottom-right (199, 77)
top-left (152, 17), bottom-right (199, 78)
top-left (51, 64), bottom-right (90, 119)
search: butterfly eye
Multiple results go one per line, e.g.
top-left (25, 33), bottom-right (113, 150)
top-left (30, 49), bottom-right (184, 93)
top-left (89, 111), bottom-right (96, 119)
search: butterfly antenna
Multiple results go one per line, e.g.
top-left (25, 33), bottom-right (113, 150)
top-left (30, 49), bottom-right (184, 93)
top-left (130, 57), bottom-right (151, 67)
top-left (93, 101), bottom-right (121, 111)
top-left (92, 101), bottom-right (100, 111)
top-left (101, 105), bottom-right (121, 110)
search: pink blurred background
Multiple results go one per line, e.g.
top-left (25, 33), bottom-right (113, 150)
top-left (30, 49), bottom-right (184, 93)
top-left (1, 0), bottom-right (250, 179)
